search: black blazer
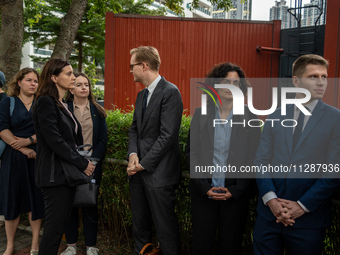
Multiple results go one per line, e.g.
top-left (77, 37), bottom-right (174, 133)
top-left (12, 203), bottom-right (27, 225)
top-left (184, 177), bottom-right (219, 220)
top-left (127, 77), bottom-right (183, 188)
top-left (67, 101), bottom-right (108, 184)
top-left (187, 104), bottom-right (261, 200)
top-left (33, 96), bottom-right (89, 187)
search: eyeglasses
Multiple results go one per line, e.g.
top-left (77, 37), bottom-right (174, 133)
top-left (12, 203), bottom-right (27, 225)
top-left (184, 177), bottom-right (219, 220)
top-left (130, 62), bottom-right (143, 71)
top-left (220, 78), bottom-right (240, 87)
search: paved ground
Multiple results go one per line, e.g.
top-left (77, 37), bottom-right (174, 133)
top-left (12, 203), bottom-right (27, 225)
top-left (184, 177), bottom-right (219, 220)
top-left (0, 223), bottom-right (86, 255)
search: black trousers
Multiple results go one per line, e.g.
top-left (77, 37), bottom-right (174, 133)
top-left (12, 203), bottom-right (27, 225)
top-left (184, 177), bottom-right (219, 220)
top-left (64, 206), bottom-right (99, 246)
top-left (38, 185), bottom-right (76, 255)
top-left (191, 195), bottom-right (249, 255)
top-left (129, 174), bottom-right (181, 255)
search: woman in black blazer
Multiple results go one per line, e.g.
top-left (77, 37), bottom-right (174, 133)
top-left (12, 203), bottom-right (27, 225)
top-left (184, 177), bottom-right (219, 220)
top-left (33, 59), bottom-right (96, 255)
top-left (187, 62), bottom-right (261, 255)
top-left (61, 73), bottom-right (107, 255)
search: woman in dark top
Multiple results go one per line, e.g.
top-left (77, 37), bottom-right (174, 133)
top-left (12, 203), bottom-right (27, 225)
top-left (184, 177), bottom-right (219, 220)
top-left (33, 59), bottom-right (95, 255)
top-left (187, 62), bottom-right (261, 255)
top-left (0, 68), bottom-right (43, 255)
top-left (61, 73), bottom-right (107, 255)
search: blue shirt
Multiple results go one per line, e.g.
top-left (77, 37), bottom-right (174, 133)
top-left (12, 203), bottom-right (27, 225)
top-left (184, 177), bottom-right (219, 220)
top-left (212, 106), bottom-right (233, 188)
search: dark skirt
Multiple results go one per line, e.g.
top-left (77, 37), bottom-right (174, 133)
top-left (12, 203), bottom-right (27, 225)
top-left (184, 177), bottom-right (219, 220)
top-left (0, 145), bottom-right (44, 220)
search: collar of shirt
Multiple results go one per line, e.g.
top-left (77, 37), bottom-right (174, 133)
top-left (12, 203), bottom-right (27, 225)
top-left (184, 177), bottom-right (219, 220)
top-left (60, 101), bottom-right (78, 134)
top-left (146, 75), bottom-right (161, 105)
top-left (293, 99), bottom-right (318, 130)
top-left (294, 99), bottom-right (318, 115)
top-left (74, 101), bottom-right (90, 110)
top-left (214, 104), bottom-right (233, 120)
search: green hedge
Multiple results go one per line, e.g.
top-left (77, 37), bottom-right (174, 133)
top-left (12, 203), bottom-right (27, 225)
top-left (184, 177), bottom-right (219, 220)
top-left (98, 109), bottom-right (340, 254)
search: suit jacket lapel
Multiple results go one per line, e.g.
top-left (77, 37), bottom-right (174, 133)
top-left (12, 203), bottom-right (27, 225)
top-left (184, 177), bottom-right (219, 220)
top-left (136, 90), bottom-right (145, 131)
top-left (60, 104), bottom-right (80, 141)
top-left (140, 78), bottom-right (164, 132)
top-left (203, 104), bottom-right (237, 150)
top-left (90, 103), bottom-right (98, 145)
top-left (200, 104), bottom-right (215, 148)
top-left (285, 104), bottom-right (294, 155)
top-left (294, 100), bottom-right (324, 152)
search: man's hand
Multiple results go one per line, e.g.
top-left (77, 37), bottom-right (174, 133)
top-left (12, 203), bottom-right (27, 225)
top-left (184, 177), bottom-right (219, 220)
top-left (278, 198), bottom-right (306, 220)
top-left (127, 154), bottom-right (143, 176)
top-left (206, 187), bottom-right (233, 200)
top-left (267, 198), bottom-right (295, 227)
top-left (10, 136), bottom-right (31, 150)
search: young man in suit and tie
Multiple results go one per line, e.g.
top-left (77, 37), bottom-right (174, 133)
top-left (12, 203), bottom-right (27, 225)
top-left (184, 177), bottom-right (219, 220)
top-left (253, 54), bottom-right (340, 255)
top-left (127, 46), bottom-right (183, 255)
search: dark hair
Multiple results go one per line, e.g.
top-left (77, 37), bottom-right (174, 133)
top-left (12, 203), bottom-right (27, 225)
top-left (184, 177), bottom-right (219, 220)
top-left (36, 58), bottom-right (70, 107)
top-left (292, 54), bottom-right (329, 77)
top-left (205, 62), bottom-right (249, 95)
top-left (7, 68), bottom-right (39, 96)
top-left (65, 73), bottom-right (107, 118)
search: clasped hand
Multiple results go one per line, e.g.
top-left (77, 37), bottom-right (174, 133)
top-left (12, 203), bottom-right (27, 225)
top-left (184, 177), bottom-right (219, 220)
top-left (10, 136), bottom-right (31, 150)
top-left (19, 147), bottom-right (36, 159)
top-left (84, 161), bottom-right (96, 176)
top-left (127, 154), bottom-right (143, 176)
top-left (267, 198), bottom-right (305, 227)
top-left (206, 187), bottom-right (233, 200)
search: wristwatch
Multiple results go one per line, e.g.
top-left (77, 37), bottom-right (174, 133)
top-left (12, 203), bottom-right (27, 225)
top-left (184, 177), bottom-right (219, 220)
top-left (29, 136), bottom-right (34, 144)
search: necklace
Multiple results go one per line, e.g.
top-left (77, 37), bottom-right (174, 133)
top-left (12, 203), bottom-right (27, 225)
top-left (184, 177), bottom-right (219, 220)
top-left (19, 96), bottom-right (33, 105)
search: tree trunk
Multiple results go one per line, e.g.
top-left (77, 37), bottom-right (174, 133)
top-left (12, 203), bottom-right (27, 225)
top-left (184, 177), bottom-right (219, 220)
top-left (78, 38), bottom-right (83, 73)
top-left (51, 0), bottom-right (88, 60)
top-left (0, 0), bottom-right (24, 87)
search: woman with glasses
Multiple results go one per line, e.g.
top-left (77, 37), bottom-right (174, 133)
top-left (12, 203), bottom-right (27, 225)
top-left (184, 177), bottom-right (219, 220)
top-left (187, 62), bottom-right (261, 255)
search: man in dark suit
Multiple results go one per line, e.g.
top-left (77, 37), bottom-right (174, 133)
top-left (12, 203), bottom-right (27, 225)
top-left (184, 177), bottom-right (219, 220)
top-left (127, 46), bottom-right (183, 255)
top-left (254, 54), bottom-right (340, 255)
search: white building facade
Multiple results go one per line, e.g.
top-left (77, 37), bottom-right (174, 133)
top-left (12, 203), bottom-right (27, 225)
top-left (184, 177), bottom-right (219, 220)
top-left (269, 0), bottom-right (326, 29)
top-left (212, 0), bottom-right (252, 20)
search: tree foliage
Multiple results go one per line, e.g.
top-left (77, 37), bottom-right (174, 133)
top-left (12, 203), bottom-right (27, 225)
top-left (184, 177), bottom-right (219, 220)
top-left (24, 0), bottom-right (168, 73)
top-left (1, 0), bottom-right (235, 83)
top-left (167, 0), bottom-right (233, 14)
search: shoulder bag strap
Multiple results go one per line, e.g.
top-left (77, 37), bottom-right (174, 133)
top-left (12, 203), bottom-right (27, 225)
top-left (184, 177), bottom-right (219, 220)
top-left (76, 144), bottom-right (93, 151)
top-left (9, 96), bottom-right (15, 116)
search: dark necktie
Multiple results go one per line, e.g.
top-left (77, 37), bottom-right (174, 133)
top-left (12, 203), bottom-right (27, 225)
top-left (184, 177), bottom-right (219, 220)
top-left (293, 109), bottom-right (307, 149)
top-left (142, 89), bottom-right (149, 120)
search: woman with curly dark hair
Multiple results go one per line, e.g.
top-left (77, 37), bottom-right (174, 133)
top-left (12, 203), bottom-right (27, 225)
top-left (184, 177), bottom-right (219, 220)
top-left (187, 62), bottom-right (261, 255)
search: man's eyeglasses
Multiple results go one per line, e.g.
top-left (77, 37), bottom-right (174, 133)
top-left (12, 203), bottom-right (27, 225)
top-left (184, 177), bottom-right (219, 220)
top-left (130, 63), bottom-right (143, 71)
